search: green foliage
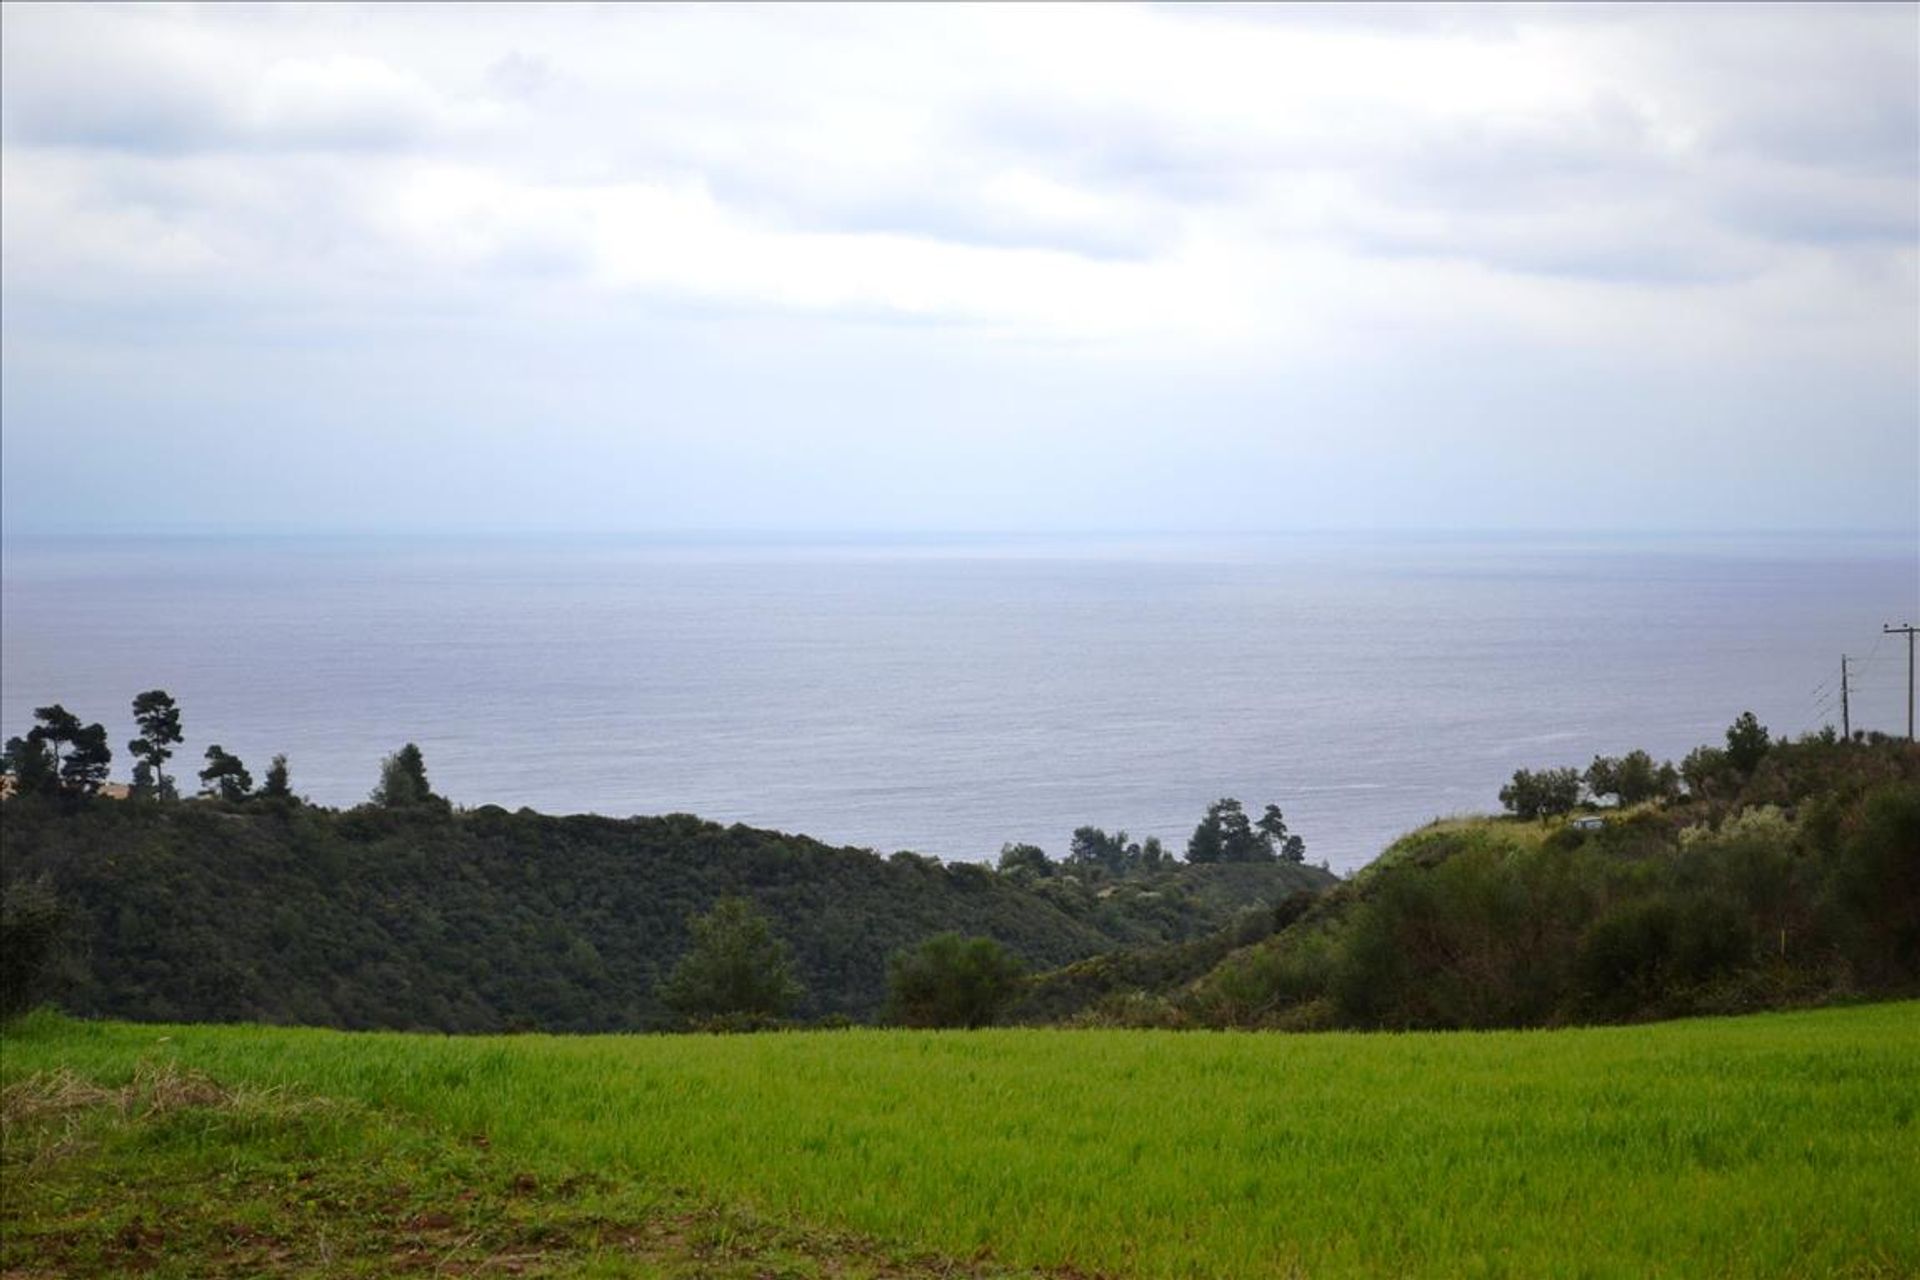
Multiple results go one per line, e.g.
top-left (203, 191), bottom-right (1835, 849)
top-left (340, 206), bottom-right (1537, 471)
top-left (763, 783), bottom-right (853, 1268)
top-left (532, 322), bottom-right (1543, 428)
top-left (10, 705), bottom-right (113, 801)
top-left (1189, 736), bottom-right (1920, 1030)
top-left (1822, 782), bottom-right (1920, 985)
top-left (1725, 710), bottom-right (1772, 776)
top-left (1498, 766), bottom-right (1582, 820)
top-left (197, 744), bottom-right (252, 801)
top-left (1681, 743), bottom-right (1733, 799)
top-left (1057, 827), bottom-right (1179, 876)
top-left (659, 897), bottom-right (804, 1025)
top-left (1256, 803), bottom-right (1306, 862)
top-left (1586, 749), bottom-right (1680, 806)
top-left (884, 932), bottom-right (1025, 1027)
top-left (127, 689), bottom-right (183, 800)
top-left (1573, 893), bottom-right (1753, 1019)
top-left (3, 735), bottom-right (56, 798)
top-left (261, 753), bottom-right (293, 802)
top-left (0, 876), bottom-right (66, 1018)
top-left (60, 724), bottom-right (112, 798)
top-left (26, 704), bottom-right (82, 760)
top-left (0, 800), bottom-right (1325, 1030)
top-left (1065, 825), bottom-right (1129, 873)
top-left (371, 742), bottom-right (438, 808)
top-left (1138, 834), bottom-right (1174, 870)
top-left (996, 841), bottom-right (1054, 878)
top-left (1009, 891), bottom-right (1319, 1025)
top-left (1187, 797), bottom-right (1286, 863)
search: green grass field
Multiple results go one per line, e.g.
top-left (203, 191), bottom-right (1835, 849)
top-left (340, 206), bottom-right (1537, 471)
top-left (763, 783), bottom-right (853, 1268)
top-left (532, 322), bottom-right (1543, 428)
top-left (5, 1003), bottom-right (1917, 1278)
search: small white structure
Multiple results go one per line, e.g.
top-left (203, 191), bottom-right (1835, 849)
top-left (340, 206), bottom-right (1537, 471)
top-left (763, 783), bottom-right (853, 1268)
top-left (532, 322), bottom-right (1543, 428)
top-left (1570, 816), bottom-right (1605, 832)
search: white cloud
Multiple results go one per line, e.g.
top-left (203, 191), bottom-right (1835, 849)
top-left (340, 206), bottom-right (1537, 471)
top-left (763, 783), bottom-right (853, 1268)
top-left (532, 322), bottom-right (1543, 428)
top-left (0, 1), bottom-right (1913, 534)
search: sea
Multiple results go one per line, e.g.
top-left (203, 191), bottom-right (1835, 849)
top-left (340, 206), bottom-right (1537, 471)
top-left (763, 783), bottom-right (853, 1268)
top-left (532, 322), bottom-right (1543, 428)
top-left (3, 531), bottom-right (1914, 873)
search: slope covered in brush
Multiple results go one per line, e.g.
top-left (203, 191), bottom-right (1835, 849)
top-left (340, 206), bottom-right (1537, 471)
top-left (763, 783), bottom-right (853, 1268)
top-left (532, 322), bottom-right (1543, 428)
top-left (1, 798), bottom-right (1331, 1030)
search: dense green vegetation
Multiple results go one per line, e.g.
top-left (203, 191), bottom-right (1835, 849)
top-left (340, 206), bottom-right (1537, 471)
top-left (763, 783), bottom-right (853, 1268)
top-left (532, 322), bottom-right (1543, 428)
top-left (7, 691), bottom-right (1914, 1037)
top-left (1, 687), bottom-right (1337, 1030)
top-left (1007, 890), bottom-right (1320, 1026)
top-left (0, 795), bottom-right (1330, 1031)
top-left (658, 896), bottom-right (806, 1026)
top-left (884, 932), bottom-right (1025, 1028)
top-left (6, 1004), bottom-right (1915, 1278)
top-left (1088, 728), bottom-right (1920, 1030)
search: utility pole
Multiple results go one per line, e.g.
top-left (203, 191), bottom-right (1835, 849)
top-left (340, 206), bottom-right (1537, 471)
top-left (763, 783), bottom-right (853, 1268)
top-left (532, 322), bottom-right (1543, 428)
top-left (1887, 623), bottom-right (1918, 742)
top-left (1841, 654), bottom-right (1850, 740)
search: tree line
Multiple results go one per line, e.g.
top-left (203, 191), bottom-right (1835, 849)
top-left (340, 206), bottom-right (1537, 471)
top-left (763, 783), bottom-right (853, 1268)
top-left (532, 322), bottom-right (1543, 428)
top-left (2, 689), bottom-right (442, 814)
top-left (1498, 711), bottom-right (1783, 820)
top-left (997, 797), bottom-right (1309, 881)
top-left (6, 691), bottom-right (1321, 884)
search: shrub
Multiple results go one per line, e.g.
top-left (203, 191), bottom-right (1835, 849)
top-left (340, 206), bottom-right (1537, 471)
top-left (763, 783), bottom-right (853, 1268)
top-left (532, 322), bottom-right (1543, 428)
top-left (659, 897), bottom-right (804, 1025)
top-left (1, 877), bottom-right (67, 1018)
top-left (885, 933), bottom-right (1025, 1028)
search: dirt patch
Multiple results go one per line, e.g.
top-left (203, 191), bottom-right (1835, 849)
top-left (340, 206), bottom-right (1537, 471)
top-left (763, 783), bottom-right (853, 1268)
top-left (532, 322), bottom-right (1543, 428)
top-left (1, 1063), bottom-right (306, 1126)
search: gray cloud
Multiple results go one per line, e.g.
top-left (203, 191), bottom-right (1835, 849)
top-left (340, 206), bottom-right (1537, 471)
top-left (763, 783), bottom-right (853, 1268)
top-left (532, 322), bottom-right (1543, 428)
top-left (0, 2), bottom-right (1912, 537)
top-left (1, 6), bottom-right (465, 154)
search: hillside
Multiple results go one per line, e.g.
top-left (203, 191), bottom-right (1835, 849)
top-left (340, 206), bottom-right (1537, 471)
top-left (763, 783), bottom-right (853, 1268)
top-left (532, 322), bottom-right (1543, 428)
top-left (0, 798), bottom-right (1332, 1030)
top-left (1033, 734), bottom-right (1920, 1029)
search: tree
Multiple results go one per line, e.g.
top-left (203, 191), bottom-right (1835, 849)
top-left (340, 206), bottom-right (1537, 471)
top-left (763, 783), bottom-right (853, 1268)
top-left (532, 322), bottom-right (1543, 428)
top-left (21, 705), bottom-right (111, 799)
top-left (1257, 804), bottom-right (1306, 863)
top-left (1725, 711), bottom-right (1771, 776)
top-left (996, 842), bottom-right (1054, 878)
top-left (1681, 745), bottom-right (1732, 799)
top-left (658, 897), bottom-right (803, 1025)
top-left (1653, 759), bottom-right (1682, 801)
top-left (884, 933), bottom-right (1025, 1028)
top-left (261, 753), bottom-right (293, 802)
top-left (1612, 749), bottom-right (1678, 805)
top-left (1589, 751), bottom-right (1683, 807)
top-left (4, 735), bottom-right (55, 798)
top-left (128, 690), bottom-right (183, 800)
top-left (1584, 755), bottom-right (1620, 804)
top-left (24, 705), bottom-right (82, 769)
top-left (1188, 798), bottom-right (1274, 863)
top-left (372, 743), bottom-right (436, 808)
top-left (199, 745), bottom-right (252, 802)
top-left (1499, 767), bottom-right (1581, 821)
top-left (1066, 826), bottom-right (1134, 874)
top-left (59, 724), bottom-right (112, 798)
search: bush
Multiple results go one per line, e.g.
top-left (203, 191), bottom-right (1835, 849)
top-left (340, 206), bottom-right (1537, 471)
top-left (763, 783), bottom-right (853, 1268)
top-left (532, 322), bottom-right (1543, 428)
top-left (1, 877), bottom-right (67, 1018)
top-left (1499, 768), bottom-right (1581, 821)
top-left (1823, 783), bottom-right (1920, 985)
top-left (659, 897), bottom-right (804, 1025)
top-left (885, 933), bottom-right (1025, 1028)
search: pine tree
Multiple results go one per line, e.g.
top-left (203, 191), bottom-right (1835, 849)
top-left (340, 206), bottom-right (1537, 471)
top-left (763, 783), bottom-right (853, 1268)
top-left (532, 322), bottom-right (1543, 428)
top-left (128, 690), bottom-right (184, 800)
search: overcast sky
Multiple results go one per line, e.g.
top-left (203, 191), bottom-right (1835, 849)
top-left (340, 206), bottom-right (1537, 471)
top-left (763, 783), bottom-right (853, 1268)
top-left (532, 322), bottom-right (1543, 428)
top-left (2, 2), bottom-right (1914, 536)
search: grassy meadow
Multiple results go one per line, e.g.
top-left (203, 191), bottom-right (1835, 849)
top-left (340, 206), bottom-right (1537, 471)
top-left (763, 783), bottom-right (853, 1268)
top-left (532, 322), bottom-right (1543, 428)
top-left (5, 1002), bottom-right (1918, 1278)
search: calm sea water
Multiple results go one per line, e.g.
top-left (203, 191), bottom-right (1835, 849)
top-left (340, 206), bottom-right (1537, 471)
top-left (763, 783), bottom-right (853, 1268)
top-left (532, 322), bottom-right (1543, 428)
top-left (3, 532), bottom-right (1914, 872)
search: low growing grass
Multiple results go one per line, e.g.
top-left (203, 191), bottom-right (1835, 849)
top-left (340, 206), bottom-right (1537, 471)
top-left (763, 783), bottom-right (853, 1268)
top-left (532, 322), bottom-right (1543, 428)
top-left (4, 1003), bottom-right (1916, 1278)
